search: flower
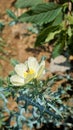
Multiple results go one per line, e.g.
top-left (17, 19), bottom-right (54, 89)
top-left (10, 57), bottom-right (45, 86)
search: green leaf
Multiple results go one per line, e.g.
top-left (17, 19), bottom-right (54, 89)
top-left (67, 26), bottom-right (72, 37)
top-left (71, 0), bottom-right (73, 2)
top-left (47, 102), bottom-right (62, 117)
top-left (52, 41), bottom-right (65, 58)
top-left (19, 3), bottom-right (62, 25)
top-left (10, 58), bottom-right (19, 66)
top-left (66, 15), bottom-right (73, 25)
top-left (52, 11), bottom-right (63, 26)
top-left (35, 25), bottom-right (59, 46)
top-left (15, 0), bottom-right (44, 8)
top-left (35, 26), bottom-right (50, 46)
top-left (45, 30), bottom-right (61, 42)
top-left (6, 9), bottom-right (17, 20)
top-left (31, 2), bottom-right (60, 11)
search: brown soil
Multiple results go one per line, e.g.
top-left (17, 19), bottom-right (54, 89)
top-left (0, 1), bottom-right (73, 130)
top-left (0, 0), bottom-right (51, 77)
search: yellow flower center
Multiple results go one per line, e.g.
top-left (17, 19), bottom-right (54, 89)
top-left (24, 69), bottom-right (35, 78)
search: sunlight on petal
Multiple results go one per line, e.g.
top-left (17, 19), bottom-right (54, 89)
top-left (28, 57), bottom-right (39, 72)
top-left (37, 60), bottom-right (45, 78)
top-left (10, 75), bottom-right (24, 86)
top-left (15, 63), bottom-right (27, 77)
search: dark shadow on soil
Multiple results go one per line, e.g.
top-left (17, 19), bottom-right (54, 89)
top-left (35, 123), bottom-right (73, 130)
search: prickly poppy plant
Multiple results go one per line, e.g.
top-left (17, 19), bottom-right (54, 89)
top-left (10, 56), bottom-right (45, 86)
top-left (0, 57), bottom-right (73, 130)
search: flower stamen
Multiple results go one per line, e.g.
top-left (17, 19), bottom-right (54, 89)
top-left (24, 69), bottom-right (35, 78)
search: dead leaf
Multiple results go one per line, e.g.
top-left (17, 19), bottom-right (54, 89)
top-left (49, 55), bottom-right (70, 73)
top-left (51, 55), bottom-right (66, 64)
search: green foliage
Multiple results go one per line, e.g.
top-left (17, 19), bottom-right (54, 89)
top-left (71, 0), bottom-right (73, 2)
top-left (0, 56), bottom-right (73, 129)
top-left (52, 42), bottom-right (65, 58)
top-left (0, 1), bottom-right (72, 129)
top-left (52, 30), bottom-right (66, 57)
top-left (10, 58), bottom-right (19, 66)
top-left (15, 0), bottom-right (44, 8)
top-left (19, 3), bottom-right (62, 25)
top-left (11, 0), bottom-right (73, 57)
top-left (6, 9), bottom-right (18, 26)
top-left (6, 9), bottom-right (17, 20)
top-left (35, 25), bottom-right (60, 46)
top-left (0, 74), bottom-right (73, 130)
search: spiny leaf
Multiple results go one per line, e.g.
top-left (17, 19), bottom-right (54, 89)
top-left (47, 102), bottom-right (62, 117)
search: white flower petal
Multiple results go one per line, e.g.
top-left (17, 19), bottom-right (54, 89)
top-left (28, 57), bottom-right (39, 71)
top-left (37, 60), bottom-right (45, 79)
top-left (10, 57), bottom-right (46, 86)
top-left (10, 75), bottom-right (24, 86)
top-left (15, 63), bottom-right (27, 77)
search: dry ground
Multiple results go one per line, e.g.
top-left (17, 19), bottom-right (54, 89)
top-left (0, 0), bottom-right (51, 77)
top-left (0, 1), bottom-right (73, 130)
